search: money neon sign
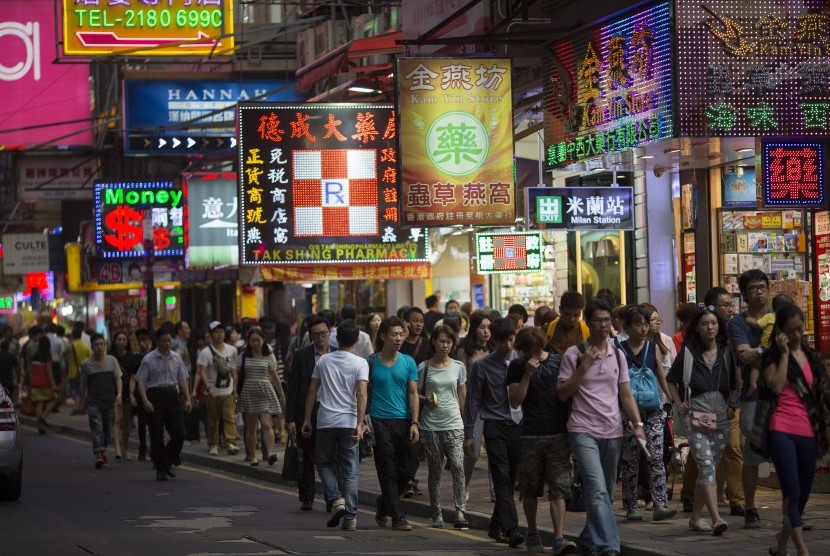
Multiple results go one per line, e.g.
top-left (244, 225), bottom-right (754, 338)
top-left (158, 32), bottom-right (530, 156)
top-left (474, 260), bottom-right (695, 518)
top-left (95, 181), bottom-right (188, 259)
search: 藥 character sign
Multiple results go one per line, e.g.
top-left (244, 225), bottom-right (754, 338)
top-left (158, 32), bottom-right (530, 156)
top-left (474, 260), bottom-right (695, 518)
top-left (475, 232), bottom-right (543, 274)
top-left (237, 103), bottom-right (429, 267)
top-left (398, 57), bottom-right (515, 226)
top-left (95, 181), bottom-right (188, 259)
top-left (61, 0), bottom-right (234, 57)
top-left (526, 187), bottom-right (635, 231)
top-left (762, 142), bottom-right (826, 207)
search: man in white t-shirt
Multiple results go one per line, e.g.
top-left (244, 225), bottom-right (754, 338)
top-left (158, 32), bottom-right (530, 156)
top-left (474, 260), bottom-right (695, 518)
top-left (197, 321), bottom-right (240, 456)
top-left (302, 320), bottom-right (369, 532)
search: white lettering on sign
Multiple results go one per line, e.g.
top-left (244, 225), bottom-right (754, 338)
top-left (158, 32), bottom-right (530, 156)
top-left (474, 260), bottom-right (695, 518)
top-left (0, 21), bottom-right (41, 82)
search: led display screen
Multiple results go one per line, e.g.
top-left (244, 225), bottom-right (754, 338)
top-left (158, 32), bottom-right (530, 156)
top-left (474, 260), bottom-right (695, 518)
top-left (237, 103), bottom-right (429, 267)
top-left (95, 181), bottom-right (188, 259)
top-left (762, 142), bottom-right (825, 207)
top-left (677, 0), bottom-right (830, 136)
top-left (398, 57), bottom-right (515, 225)
top-left (62, 0), bottom-right (234, 57)
top-left (475, 232), bottom-right (543, 274)
top-left (185, 173), bottom-right (238, 267)
top-left (543, 2), bottom-right (673, 168)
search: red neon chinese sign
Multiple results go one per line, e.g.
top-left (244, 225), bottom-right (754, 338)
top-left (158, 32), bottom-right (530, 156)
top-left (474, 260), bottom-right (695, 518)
top-left (763, 142), bottom-right (825, 207)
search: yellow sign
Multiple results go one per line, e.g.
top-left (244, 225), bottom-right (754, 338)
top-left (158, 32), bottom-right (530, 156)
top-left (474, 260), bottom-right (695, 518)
top-left (397, 57), bottom-right (515, 227)
top-left (62, 0), bottom-right (234, 57)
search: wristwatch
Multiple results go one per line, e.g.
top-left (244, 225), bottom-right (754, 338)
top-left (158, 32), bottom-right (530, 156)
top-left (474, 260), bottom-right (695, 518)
top-left (756, 346), bottom-right (764, 355)
top-left (635, 421), bottom-right (644, 427)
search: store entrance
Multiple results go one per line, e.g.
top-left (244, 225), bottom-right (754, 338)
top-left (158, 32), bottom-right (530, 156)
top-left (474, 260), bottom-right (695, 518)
top-left (570, 230), bottom-right (632, 306)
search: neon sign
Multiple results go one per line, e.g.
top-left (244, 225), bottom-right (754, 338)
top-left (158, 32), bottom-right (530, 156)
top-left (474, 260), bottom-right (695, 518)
top-left (237, 103), bottom-right (429, 267)
top-left (61, 0), bottom-right (234, 57)
top-left (677, 0), bottom-right (830, 136)
top-left (543, 2), bottom-right (673, 167)
top-left (16, 271), bottom-right (54, 302)
top-left (95, 181), bottom-right (188, 259)
top-left (762, 142), bottom-right (825, 207)
top-left (475, 232), bottom-right (543, 274)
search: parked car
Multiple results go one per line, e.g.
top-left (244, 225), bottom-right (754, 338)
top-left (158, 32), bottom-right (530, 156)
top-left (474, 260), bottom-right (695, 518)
top-left (0, 388), bottom-right (22, 501)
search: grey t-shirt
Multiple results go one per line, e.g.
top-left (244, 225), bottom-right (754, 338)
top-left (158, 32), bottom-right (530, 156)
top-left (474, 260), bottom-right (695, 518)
top-left (80, 355), bottom-right (123, 408)
top-left (417, 359), bottom-right (466, 432)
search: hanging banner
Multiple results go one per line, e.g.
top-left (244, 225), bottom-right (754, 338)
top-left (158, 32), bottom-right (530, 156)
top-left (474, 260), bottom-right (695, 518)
top-left (94, 181), bottom-right (188, 259)
top-left (677, 0), bottom-right (830, 137)
top-left (185, 173), bottom-right (238, 267)
top-left (762, 141), bottom-right (826, 207)
top-left (543, 1), bottom-right (674, 167)
top-left (237, 103), bottom-right (429, 267)
top-left (525, 187), bottom-right (635, 231)
top-left (241, 262), bottom-right (431, 283)
top-left (397, 57), bottom-right (515, 226)
top-left (475, 232), bottom-right (543, 274)
top-left (61, 0), bottom-right (234, 57)
top-left (18, 156), bottom-right (99, 200)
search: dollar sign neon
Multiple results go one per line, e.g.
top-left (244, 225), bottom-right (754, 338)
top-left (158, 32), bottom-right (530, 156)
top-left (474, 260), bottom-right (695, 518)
top-left (104, 206), bottom-right (143, 252)
top-left (153, 227), bottom-right (171, 250)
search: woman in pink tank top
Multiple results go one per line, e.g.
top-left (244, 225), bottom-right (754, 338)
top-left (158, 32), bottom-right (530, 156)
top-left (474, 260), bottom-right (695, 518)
top-left (761, 303), bottom-right (829, 556)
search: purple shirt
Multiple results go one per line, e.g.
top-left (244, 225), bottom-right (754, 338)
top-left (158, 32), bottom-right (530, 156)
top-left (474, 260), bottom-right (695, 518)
top-left (558, 340), bottom-right (630, 439)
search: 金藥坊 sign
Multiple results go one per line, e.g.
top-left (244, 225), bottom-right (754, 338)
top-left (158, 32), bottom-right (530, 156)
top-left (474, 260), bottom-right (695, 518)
top-left (61, 0), bottom-right (234, 57)
top-left (526, 187), bottom-right (635, 231)
top-left (185, 173), bottom-right (238, 267)
top-left (677, 0), bottom-right (830, 136)
top-left (237, 103), bottom-right (429, 270)
top-left (543, 1), bottom-right (673, 167)
top-left (762, 142), bottom-right (825, 207)
top-left (475, 232), bottom-right (543, 274)
top-left (397, 57), bottom-right (515, 226)
top-left (95, 181), bottom-right (188, 259)
top-left (124, 78), bottom-right (302, 155)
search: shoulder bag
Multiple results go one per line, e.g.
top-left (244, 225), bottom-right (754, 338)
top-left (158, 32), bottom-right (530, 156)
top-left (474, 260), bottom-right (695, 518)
top-left (689, 348), bottom-right (722, 435)
top-left (671, 347), bottom-right (694, 438)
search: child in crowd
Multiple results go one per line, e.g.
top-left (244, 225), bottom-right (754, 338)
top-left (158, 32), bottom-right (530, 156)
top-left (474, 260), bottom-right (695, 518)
top-left (745, 293), bottom-right (792, 396)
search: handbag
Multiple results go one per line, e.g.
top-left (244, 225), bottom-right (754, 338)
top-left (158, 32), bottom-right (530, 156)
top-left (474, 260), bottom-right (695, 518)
top-left (565, 457), bottom-right (585, 512)
top-left (281, 436), bottom-right (301, 481)
top-left (690, 410), bottom-right (717, 433)
top-left (749, 378), bottom-right (776, 458)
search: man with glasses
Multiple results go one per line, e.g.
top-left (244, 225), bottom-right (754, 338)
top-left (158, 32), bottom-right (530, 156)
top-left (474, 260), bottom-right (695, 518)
top-left (286, 314), bottom-right (335, 511)
top-left (727, 269), bottom-right (770, 528)
top-left (679, 287), bottom-right (746, 517)
top-left (546, 291), bottom-right (590, 356)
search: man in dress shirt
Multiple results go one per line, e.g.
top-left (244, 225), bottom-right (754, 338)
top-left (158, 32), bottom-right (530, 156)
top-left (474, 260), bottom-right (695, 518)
top-left (135, 328), bottom-right (192, 481)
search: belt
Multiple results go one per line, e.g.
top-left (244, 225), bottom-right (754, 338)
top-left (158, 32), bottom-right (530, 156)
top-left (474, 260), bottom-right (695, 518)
top-left (148, 385), bottom-right (178, 391)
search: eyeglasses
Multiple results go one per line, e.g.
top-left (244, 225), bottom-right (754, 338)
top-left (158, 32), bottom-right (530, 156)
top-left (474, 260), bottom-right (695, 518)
top-left (746, 284), bottom-right (768, 294)
top-left (309, 331), bottom-right (329, 339)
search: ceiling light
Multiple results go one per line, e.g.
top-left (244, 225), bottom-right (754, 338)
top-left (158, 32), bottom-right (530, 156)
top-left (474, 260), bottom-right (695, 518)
top-left (664, 148), bottom-right (681, 154)
top-left (736, 147), bottom-right (754, 153)
top-left (348, 85), bottom-right (379, 93)
top-left (638, 155), bottom-right (655, 159)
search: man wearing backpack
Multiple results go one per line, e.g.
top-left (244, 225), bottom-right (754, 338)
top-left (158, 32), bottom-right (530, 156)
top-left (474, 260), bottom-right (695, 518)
top-left (558, 300), bottom-right (645, 556)
top-left (508, 327), bottom-right (577, 555)
top-left (197, 321), bottom-right (240, 456)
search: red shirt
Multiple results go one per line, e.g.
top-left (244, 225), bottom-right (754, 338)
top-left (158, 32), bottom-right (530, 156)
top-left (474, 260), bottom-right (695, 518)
top-left (770, 358), bottom-right (814, 438)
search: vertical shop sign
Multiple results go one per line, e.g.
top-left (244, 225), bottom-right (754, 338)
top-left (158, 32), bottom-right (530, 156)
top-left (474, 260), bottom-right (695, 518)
top-left (237, 103), bottom-right (429, 268)
top-left (677, 0), bottom-right (830, 136)
top-left (762, 142), bottom-right (825, 207)
top-left (543, 2), bottom-right (674, 167)
top-left (683, 232), bottom-right (697, 303)
top-left (185, 173), bottom-right (239, 267)
top-left (108, 292), bottom-right (148, 337)
top-left (95, 181), bottom-right (188, 259)
top-left (814, 211), bottom-right (830, 352)
top-left (475, 232), bottom-right (543, 274)
top-left (398, 57), bottom-right (515, 226)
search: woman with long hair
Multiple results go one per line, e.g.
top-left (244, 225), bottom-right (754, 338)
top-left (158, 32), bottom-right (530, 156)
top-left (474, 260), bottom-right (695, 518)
top-left (762, 303), bottom-right (828, 556)
top-left (235, 328), bottom-right (284, 466)
top-left (364, 312), bottom-right (383, 351)
top-left (418, 324), bottom-right (468, 529)
top-left (30, 335), bottom-right (59, 434)
top-left (641, 302), bottom-right (677, 370)
top-left (618, 307), bottom-right (675, 522)
top-left (455, 310), bottom-right (494, 501)
top-left (110, 331), bottom-right (142, 460)
top-left (667, 306), bottom-right (736, 535)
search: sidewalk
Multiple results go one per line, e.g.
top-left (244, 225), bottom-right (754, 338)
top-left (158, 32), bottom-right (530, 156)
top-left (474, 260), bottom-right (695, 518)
top-left (23, 408), bottom-right (830, 555)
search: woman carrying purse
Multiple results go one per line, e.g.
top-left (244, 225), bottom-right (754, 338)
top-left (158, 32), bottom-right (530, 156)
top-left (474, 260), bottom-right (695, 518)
top-left (667, 306), bottom-right (737, 536)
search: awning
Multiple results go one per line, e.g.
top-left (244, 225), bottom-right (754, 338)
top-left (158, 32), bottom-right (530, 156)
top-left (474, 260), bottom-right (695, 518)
top-left (295, 30), bottom-right (403, 92)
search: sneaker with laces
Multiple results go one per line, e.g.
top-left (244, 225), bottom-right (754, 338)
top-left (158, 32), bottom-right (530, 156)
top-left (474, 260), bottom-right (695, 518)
top-left (226, 443), bottom-right (241, 455)
top-left (327, 499), bottom-right (346, 528)
top-left (525, 532), bottom-right (545, 553)
top-left (551, 537), bottom-right (577, 555)
top-left (744, 507), bottom-right (761, 529)
top-left (341, 517), bottom-right (357, 531)
top-left (391, 517), bottom-right (413, 531)
top-left (209, 445), bottom-right (219, 456)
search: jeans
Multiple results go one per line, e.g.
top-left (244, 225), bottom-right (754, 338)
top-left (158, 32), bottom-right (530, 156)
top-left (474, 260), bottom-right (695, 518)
top-left (315, 428), bottom-right (360, 519)
top-left (371, 417), bottom-right (417, 520)
top-left (88, 405), bottom-right (114, 453)
top-left (569, 433), bottom-right (623, 553)
top-left (483, 420), bottom-right (521, 534)
top-left (769, 431), bottom-right (816, 528)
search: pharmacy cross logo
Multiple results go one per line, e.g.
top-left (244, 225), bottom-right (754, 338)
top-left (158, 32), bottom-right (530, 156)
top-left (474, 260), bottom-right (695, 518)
top-left (292, 149), bottom-right (379, 237)
top-left (426, 112), bottom-right (489, 176)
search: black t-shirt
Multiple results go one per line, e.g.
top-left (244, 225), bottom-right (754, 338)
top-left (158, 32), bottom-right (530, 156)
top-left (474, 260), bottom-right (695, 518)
top-left (507, 352), bottom-right (568, 436)
top-left (666, 344), bottom-right (734, 401)
top-left (424, 311), bottom-right (444, 335)
top-left (115, 351), bottom-right (144, 401)
top-left (400, 337), bottom-right (433, 366)
top-left (0, 351), bottom-right (16, 393)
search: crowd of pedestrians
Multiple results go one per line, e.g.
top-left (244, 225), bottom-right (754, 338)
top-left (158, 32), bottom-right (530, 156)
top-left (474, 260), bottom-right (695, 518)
top-left (3, 271), bottom-right (829, 556)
